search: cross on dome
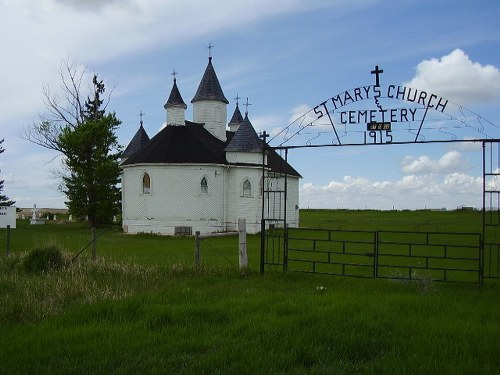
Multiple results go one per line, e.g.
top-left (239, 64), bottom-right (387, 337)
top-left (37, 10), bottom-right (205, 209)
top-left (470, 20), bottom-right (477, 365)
top-left (244, 97), bottom-right (252, 115)
top-left (234, 94), bottom-right (241, 106)
top-left (207, 43), bottom-right (214, 60)
top-left (138, 110), bottom-right (145, 126)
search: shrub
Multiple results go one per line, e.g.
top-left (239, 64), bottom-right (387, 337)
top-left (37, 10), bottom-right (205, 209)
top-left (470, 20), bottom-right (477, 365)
top-left (23, 245), bottom-right (65, 274)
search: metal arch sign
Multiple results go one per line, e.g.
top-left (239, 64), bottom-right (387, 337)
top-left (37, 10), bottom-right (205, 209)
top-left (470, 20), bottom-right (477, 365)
top-left (274, 66), bottom-right (498, 147)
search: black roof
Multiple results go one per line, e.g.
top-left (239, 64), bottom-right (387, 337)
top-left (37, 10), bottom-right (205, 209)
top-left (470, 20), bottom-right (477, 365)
top-left (164, 78), bottom-right (187, 109)
top-left (122, 124), bottom-right (150, 158)
top-left (225, 113), bottom-right (263, 152)
top-left (191, 57), bottom-right (229, 104)
top-left (122, 122), bottom-right (301, 178)
top-left (266, 147), bottom-right (301, 177)
top-left (123, 122), bottom-right (227, 165)
top-left (228, 104), bottom-right (244, 126)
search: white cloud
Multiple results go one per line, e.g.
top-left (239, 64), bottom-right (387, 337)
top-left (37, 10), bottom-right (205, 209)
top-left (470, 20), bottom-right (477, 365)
top-left (401, 151), bottom-right (467, 174)
top-left (300, 171), bottom-right (482, 210)
top-left (405, 49), bottom-right (500, 106)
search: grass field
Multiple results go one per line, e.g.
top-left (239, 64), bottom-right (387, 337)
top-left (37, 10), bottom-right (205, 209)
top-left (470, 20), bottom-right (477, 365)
top-left (1, 210), bottom-right (499, 374)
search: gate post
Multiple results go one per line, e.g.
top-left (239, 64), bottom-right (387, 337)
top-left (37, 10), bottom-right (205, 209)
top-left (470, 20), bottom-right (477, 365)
top-left (283, 224), bottom-right (288, 272)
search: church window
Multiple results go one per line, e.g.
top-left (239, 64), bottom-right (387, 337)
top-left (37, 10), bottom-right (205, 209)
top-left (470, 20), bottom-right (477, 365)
top-left (201, 176), bottom-right (208, 194)
top-left (242, 179), bottom-right (252, 197)
top-left (142, 173), bottom-right (151, 194)
top-left (215, 105), bottom-right (223, 123)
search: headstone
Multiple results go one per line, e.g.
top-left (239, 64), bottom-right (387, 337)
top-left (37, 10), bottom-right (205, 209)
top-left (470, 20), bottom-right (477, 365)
top-left (53, 215), bottom-right (57, 221)
top-left (30, 204), bottom-right (46, 225)
top-left (69, 215), bottom-right (73, 222)
top-left (113, 216), bottom-right (117, 222)
top-left (21, 214), bottom-right (25, 220)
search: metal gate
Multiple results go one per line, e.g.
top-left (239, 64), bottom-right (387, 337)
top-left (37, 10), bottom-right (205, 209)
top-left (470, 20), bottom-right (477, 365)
top-left (483, 140), bottom-right (500, 278)
top-left (260, 170), bottom-right (287, 272)
top-left (283, 227), bottom-right (481, 283)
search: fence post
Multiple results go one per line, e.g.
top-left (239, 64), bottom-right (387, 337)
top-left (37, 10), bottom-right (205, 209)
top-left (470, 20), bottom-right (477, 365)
top-left (5, 225), bottom-right (11, 256)
top-left (194, 231), bottom-right (201, 267)
top-left (91, 227), bottom-right (96, 261)
top-left (260, 220), bottom-right (266, 274)
top-left (238, 219), bottom-right (248, 269)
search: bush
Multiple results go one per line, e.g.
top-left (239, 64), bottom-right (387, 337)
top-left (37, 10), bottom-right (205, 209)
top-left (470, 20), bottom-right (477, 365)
top-left (23, 245), bottom-right (65, 274)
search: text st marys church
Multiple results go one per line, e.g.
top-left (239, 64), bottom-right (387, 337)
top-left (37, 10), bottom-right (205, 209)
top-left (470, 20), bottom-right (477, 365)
top-left (121, 54), bottom-right (301, 235)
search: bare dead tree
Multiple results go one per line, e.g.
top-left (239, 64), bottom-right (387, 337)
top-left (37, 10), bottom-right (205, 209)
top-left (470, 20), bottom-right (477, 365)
top-left (22, 59), bottom-right (111, 154)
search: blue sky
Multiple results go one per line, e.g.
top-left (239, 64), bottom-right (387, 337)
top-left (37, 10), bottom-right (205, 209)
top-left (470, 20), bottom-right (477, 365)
top-left (1, 0), bottom-right (500, 210)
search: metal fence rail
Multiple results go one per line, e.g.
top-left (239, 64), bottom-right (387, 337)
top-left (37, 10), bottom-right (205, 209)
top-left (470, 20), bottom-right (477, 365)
top-left (269, 227), bottom-right (482, 283)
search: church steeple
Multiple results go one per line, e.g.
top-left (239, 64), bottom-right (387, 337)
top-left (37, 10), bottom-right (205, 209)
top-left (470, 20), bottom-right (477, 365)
top-left (121, 115), bottom-right (150, 164)
top-left (164, 70), bottom-right (187, 126)
top-left (191, 57), bottom-right (229, 104)
top-left (191, 47), bottom-right (228, 141)
top-left (225, 112), bottom-right (263, 153)
top-left (229, 95), bottom-right (244, 132)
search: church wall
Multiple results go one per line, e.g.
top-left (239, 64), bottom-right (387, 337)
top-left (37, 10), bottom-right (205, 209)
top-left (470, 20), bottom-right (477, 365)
top-left (225, 151), bottom-right (261, 165)
top-left (122, 165), bottom-right (299, 236)
top-left (286, 177), bottom-right (300, 227)
top-left (193, 100), bottom-right (227, 141)
top-left (225, 165), bottom-right (263, 233)
top-left (166, 106), bottom-right (185, 126)
top-left (122, 164), bottom-right (227, 235)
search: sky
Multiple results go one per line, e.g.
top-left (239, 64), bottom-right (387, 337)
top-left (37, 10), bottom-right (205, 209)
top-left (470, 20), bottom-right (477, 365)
top-left (1, 0), bottom-right (500, 211)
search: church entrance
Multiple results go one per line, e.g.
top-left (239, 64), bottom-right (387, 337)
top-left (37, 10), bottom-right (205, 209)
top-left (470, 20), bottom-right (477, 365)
top-left (260, 66), bottom-right (500, 282)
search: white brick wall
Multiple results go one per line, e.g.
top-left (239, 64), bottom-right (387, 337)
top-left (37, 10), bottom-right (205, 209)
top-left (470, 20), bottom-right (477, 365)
top-left (122, 163), bottom-right (299, 235)
top-left (193, 101), bottom-right (227, 141)
top-left (226, 151), bottom-right (261, 165)
top-left (166, 105), bottom-right (185, 126)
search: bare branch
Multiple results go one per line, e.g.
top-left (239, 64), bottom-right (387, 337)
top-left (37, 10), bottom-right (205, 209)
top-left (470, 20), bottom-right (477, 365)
top-left (22, 58), bottom-right (90, 153)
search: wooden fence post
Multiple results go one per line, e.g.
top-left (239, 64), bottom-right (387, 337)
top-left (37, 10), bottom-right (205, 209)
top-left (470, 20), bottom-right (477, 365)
top-left (238, 219), bottom-right (248, 269)
top-left (91, 227), bottom-right (96, 261)
top-left (194, 231), bottom-right (201, 267)
top-left (6, 225), bottom-right (11, 256)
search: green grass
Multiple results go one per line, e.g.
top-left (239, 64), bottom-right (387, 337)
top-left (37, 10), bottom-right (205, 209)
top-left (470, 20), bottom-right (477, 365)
top-left (0, 210), bottom-right (499, 374)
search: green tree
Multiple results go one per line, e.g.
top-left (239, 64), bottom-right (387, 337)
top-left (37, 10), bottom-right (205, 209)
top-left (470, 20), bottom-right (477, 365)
top-left (0, 139), bottom-right (15, 207)
top-left (59, 76), bottom-right (121, 226)
top-left (23, 61), bottom-right (121, 227)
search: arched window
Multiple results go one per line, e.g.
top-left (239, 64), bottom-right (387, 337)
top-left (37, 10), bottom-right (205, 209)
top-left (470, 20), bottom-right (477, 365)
top-left (243, 179), bottom-right (251, 197)
top-left (201, 176), bottom-right (208, 194)
top-left (215, 105), bottom-right (223, 123)
top-left (259, 177), bottom-right (263, 197)
top-left (142, 173), bottom-right (151, 194)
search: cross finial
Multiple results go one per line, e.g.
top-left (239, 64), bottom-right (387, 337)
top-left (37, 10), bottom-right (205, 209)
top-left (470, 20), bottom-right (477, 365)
top-left (207, 43), bottom-right (214, 59)
top-left (371, 65), bottom-right (384, 87)
top-left (138, 110), bottom-right (145, 126)
top-left (234, 94), bottom-right (241, 106)
top-left (260, 131), bottom-right (270, 144)
top-left (171, 68), bottom-right (178, 81)
top-left (244, 97), bottom-right (252, 115)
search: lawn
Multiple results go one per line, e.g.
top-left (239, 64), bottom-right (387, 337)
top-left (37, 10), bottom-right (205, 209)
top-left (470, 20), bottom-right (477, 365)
top-left (0, 210), bottom-right (499, 374)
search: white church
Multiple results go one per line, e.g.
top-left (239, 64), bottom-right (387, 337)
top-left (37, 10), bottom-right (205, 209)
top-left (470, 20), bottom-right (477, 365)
top-left (120, 55), bottom-right (301, 235)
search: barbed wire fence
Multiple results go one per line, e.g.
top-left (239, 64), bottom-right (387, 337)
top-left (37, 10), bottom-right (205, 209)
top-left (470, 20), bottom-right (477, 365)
top-left (194, 219), bottom-right (248, 269)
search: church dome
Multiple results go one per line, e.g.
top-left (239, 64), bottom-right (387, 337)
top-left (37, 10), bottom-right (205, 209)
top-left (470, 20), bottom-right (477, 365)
top-left (191, 57), bottom-right (229, 104)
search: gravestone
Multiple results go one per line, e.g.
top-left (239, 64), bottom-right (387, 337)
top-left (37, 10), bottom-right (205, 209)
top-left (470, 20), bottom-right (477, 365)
top-left (30, 204), bottom-right (46, 225)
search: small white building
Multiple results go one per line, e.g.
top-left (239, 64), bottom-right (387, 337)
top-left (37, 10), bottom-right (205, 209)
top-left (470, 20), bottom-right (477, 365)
top-left (121, 56), bottom-right (301, 235)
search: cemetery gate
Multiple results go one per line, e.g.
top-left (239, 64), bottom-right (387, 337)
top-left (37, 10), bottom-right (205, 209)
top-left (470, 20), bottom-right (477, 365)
top-left (259, 66), bottom-right (500, 283)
